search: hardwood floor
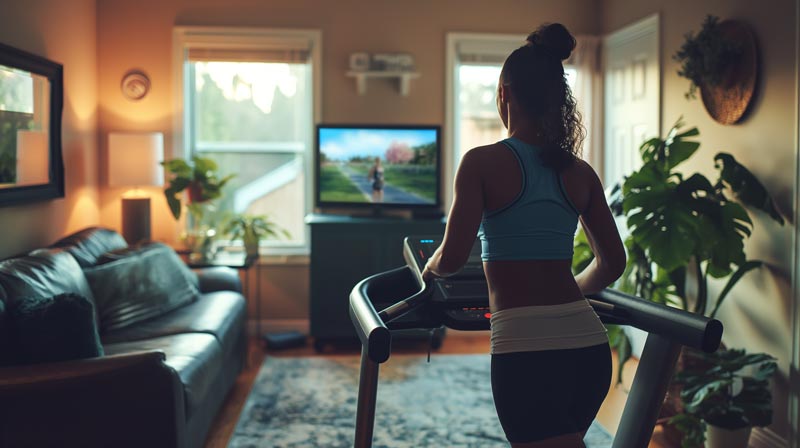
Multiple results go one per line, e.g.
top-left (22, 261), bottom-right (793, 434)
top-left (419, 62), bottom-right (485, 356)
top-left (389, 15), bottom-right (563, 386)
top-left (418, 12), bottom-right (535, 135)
top-left (204, 332), bottom-right (674, 447)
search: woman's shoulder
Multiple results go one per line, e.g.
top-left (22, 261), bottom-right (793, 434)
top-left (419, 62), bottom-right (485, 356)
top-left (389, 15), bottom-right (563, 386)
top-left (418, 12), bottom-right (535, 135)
top-left (463, 141), bottom-right (509, 160)
top-left (561, 158), bottom-right (603, 194)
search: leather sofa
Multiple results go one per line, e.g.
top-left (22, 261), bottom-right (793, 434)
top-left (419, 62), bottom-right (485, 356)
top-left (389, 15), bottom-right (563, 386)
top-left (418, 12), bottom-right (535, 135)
top-left (0, 227), bottom-right (247, 448)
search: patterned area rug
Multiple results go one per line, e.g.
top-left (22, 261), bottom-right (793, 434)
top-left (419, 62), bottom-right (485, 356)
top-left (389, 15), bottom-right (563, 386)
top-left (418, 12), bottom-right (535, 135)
top-left (229, 354), bottom-right (613, 447)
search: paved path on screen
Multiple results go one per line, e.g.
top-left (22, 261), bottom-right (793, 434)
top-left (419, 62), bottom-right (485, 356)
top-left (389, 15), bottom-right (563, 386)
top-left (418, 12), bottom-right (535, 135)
top-left (338, 164), bottom-right (429, 204)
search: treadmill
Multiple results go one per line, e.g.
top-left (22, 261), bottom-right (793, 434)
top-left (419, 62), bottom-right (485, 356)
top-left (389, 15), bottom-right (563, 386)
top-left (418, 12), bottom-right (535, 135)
top-left (348, 236), bottom-right (723, 448)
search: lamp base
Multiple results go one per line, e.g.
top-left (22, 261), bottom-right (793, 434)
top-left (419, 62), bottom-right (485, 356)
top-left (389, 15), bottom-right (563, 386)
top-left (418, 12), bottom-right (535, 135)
top-left (121, 197), bottom-right (151, 245)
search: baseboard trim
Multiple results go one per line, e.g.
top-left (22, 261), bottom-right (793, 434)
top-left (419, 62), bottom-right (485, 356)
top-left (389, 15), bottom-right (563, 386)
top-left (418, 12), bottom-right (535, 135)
top-left (750, 427), bottom-right (788, 447)
top-left (249, 319), bottom-right (309, 336)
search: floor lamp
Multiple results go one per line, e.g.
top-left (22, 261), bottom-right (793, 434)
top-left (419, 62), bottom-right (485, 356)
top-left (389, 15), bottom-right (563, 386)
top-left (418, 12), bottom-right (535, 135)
top-left (108, 132), bottom-right (164, 245)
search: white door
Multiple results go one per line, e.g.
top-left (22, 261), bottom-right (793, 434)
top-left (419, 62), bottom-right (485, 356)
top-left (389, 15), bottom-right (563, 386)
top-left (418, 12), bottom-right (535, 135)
top-left (602, 14), bottom-right (660, 188)
top-left (602, 15), bottom-right (660, 358)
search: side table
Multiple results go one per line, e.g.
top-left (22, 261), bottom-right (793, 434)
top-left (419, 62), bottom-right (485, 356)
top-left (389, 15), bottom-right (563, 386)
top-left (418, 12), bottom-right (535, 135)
top-left (178, 249), bottom-right (263, 339)
top-left (178, 248), bottom-right (306, 351)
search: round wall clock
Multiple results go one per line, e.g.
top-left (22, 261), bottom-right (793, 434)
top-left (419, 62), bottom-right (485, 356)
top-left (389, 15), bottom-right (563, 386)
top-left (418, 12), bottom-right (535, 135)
top-left (121, 70), bottom-right (151, 100)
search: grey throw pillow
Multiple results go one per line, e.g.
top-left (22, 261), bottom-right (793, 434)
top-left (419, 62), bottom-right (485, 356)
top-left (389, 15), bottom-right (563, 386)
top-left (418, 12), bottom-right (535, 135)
top-left (84, 243), bottom-right (199, 333)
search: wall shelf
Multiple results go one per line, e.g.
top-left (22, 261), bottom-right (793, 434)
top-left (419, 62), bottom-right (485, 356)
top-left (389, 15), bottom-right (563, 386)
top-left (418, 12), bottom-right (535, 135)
top-left (346, 70), bottom-right (420, 96)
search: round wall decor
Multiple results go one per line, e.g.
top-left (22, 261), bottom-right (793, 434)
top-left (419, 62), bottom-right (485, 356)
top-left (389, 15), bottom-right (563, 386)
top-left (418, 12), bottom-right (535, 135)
top-left (699, 20), bottom-right (758, 125)
top-left (121, 70), bottom-right (151, 101)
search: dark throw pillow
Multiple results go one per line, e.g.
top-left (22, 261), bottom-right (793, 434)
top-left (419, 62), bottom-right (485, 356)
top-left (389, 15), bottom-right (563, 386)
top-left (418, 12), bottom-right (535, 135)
top-left (84, 243), bottom-right (200, 333)
top-left (9, 293), bottom-right (104, 365)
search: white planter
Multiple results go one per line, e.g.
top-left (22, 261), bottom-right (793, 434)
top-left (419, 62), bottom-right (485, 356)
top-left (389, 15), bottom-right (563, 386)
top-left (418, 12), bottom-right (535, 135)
top-left (705, 425), bottom-right (751, 448)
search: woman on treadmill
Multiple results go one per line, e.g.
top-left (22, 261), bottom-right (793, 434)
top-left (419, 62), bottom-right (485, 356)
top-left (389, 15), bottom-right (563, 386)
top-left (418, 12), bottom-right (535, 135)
top-left (422, 23), bottom-right (626, 448)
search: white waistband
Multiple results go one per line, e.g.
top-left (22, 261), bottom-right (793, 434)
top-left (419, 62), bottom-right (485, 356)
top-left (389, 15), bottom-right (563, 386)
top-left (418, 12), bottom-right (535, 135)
top-left (490, 300), bottom-right (608, 354)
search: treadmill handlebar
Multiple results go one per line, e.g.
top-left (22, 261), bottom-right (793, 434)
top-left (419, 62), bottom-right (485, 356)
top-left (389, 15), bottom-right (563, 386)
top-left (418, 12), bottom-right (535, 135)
top-left (378, 280), bottom-right (432, 323)
top-left (587, 289), bottom-right (723, 353)
top-left (348, 267), bottom-right (405, 363)
top-left (349, 266), bottom-right (723, 364)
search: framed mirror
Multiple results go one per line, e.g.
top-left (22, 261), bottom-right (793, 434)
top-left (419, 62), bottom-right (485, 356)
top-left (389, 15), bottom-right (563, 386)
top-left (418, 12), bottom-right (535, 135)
top-left (0, 41), bottom-right (64, 205)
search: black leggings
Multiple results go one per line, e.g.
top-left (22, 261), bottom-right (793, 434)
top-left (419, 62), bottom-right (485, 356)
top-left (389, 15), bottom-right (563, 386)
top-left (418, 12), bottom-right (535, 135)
top-left (490, 343), bottom-right (612, 443)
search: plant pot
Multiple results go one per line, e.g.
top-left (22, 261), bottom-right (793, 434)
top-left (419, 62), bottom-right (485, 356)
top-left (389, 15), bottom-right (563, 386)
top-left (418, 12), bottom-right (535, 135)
top-left (244, 235), bottom-right (260, 258)
top-left (242, 226), bottom-right (261, 258)
top-left (705, 425), bottom-right (751, 448)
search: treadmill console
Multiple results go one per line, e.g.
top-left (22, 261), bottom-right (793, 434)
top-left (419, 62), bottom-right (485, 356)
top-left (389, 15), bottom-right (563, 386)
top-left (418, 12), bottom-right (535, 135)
top-left (403, 237), bottom-right (490, 330)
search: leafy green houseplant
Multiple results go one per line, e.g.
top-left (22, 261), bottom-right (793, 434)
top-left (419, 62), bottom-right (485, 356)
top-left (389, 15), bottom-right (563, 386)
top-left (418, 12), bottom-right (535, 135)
top-left (669, 349), bottom-right (777, 448)
top-left (222, 213), bottom-right (290, 258)
top-left (573, 118), bottom-right (784, 446)
top-left (614, 118), bottom-right (783, 318)
top-left (674, 15), bottom-right (743, 99)
top-left (161, 155), bottom-right (235, 222)
top-left (574, 119), bottom-right (783, 381)
top-left (162, 155), bottom-right (234, 259)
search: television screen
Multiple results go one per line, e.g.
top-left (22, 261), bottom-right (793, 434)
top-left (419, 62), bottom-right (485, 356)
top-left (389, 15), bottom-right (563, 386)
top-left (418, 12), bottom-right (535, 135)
top-left (316, 125), bottom-right (440, 209)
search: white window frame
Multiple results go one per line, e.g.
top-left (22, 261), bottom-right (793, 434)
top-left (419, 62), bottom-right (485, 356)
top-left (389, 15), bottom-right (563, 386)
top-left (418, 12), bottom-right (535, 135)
top-left (445, 32), bottom-right (524, 209)
top-left (172, 26), bottom-right (321, 255)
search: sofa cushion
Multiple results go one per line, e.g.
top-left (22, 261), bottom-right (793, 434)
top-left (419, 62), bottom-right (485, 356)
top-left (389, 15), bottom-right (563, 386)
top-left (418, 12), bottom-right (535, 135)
top-left (0, 249), bottom-right (96, 366)
top-left (9, 292), bottom-right (104, 364)
top-left (101, 291), bottom-right (245, 358)
top-left (50, 227), bottom-right (128, 268)
top-left (103, 333), bottom-right (223, 418)
top-left (84, 243), bottom-right (200, 333)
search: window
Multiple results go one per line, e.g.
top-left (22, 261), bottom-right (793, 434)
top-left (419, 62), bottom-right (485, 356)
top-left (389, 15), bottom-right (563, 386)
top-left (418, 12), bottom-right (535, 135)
top-left (174, 27), bottom-right (321, 253)
top-left (446, 34), bottom-right (577, 205)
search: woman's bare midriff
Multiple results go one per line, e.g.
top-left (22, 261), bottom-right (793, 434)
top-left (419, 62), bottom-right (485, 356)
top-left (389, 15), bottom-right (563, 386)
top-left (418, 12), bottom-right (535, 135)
top-left (483, 259), bottom-right (584, 313)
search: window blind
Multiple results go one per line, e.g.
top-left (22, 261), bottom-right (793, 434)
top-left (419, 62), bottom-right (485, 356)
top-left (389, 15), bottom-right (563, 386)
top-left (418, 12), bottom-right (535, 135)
top-left (456, 39), bottom-right (522, 64)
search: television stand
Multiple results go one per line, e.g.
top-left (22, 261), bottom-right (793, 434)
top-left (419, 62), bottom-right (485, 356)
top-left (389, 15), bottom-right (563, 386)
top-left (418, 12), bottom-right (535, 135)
top-left (306, 213), bottom-right (446, 350)
top-left (412, 208), bottom-right (444, 219)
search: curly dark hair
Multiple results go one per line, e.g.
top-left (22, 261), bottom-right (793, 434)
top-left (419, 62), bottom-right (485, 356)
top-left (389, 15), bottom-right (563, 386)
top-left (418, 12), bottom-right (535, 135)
top-left (500, 23), bottom-right (585, 171)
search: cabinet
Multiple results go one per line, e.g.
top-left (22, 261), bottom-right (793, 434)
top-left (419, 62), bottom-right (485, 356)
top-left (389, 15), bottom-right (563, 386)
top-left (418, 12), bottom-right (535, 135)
top-left (306, 213), bottom-right (446, 349)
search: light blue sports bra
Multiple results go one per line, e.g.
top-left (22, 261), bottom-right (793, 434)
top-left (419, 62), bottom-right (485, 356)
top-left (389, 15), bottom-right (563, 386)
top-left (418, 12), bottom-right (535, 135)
top-left (477, 137), bottom-right (579, 261)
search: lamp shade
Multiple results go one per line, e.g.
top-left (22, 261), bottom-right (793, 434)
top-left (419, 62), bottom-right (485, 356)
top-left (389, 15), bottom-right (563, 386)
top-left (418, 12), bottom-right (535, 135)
top-left (16, 130), bottom-right (49, 185)
top-left (108, 132), bottom-right (164, 187)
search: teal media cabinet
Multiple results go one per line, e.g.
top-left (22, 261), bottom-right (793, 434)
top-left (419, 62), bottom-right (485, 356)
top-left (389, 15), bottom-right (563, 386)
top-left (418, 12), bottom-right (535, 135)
top-left (306, 213), bottom-right (446, 351)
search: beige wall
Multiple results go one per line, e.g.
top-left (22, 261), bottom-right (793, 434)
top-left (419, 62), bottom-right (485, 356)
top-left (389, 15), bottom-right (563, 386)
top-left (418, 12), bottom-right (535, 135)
top-left (0, 0), bottom-right (100, 259)
top-left (96, 0), bottom-right (602, 245)
top-left (94, 1), bottom-right (601, 323)
top-left (602, 0), bottom-right (798, 440)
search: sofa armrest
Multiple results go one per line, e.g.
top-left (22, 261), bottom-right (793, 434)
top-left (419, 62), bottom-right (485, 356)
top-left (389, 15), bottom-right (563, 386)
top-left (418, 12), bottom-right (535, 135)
top-left (193, 266), bottom-right (242, 293)
top-left (0, 351), bottom-right (186, 448)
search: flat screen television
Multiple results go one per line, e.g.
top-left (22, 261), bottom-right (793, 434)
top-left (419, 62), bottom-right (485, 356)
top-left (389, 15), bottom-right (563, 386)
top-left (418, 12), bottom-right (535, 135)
top-left (315, 124), bottom-right (441, 212)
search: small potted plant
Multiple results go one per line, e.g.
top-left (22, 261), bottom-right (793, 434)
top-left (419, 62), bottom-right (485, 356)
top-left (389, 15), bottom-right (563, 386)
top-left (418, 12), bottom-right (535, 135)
top-left (222, 213), bottom-right (290, 258)
top-left (673, 15), bottom-right (743, 100)
top-left (162, 155), bottom-right (234, 260)
top-left (669, 348), bottom-right (778, 448)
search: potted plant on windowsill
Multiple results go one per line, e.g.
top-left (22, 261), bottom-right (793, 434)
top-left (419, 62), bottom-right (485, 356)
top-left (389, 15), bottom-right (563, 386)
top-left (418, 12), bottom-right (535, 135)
top-left (162, 155), bottom-right (235, 260)
top-left (669, 348), bottom-right (777, 448)
top-left (222, 213), bottom-right (290, 258)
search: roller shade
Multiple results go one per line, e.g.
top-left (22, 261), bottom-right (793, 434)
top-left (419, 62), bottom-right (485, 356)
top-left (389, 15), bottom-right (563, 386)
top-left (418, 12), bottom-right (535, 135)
top-left (187, 47), bottom-right (310, 64)
top-left (456, 39), bottom-right (522, 64)
top-left (182, 31), bottom-right (314, 63)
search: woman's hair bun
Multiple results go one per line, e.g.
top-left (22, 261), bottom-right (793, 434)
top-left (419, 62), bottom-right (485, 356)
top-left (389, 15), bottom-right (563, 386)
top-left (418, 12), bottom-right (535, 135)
top-left (526, 23), bottom-right (576, 61)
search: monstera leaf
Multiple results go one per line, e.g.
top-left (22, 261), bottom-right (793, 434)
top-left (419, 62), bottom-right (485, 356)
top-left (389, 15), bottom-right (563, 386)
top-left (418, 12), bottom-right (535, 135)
top-left (639, 120), bottom-right (701, 171)
top-left (623, 164), bottom-right (699, 272)
top-left (714, 153), bottom-right (784, 225)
